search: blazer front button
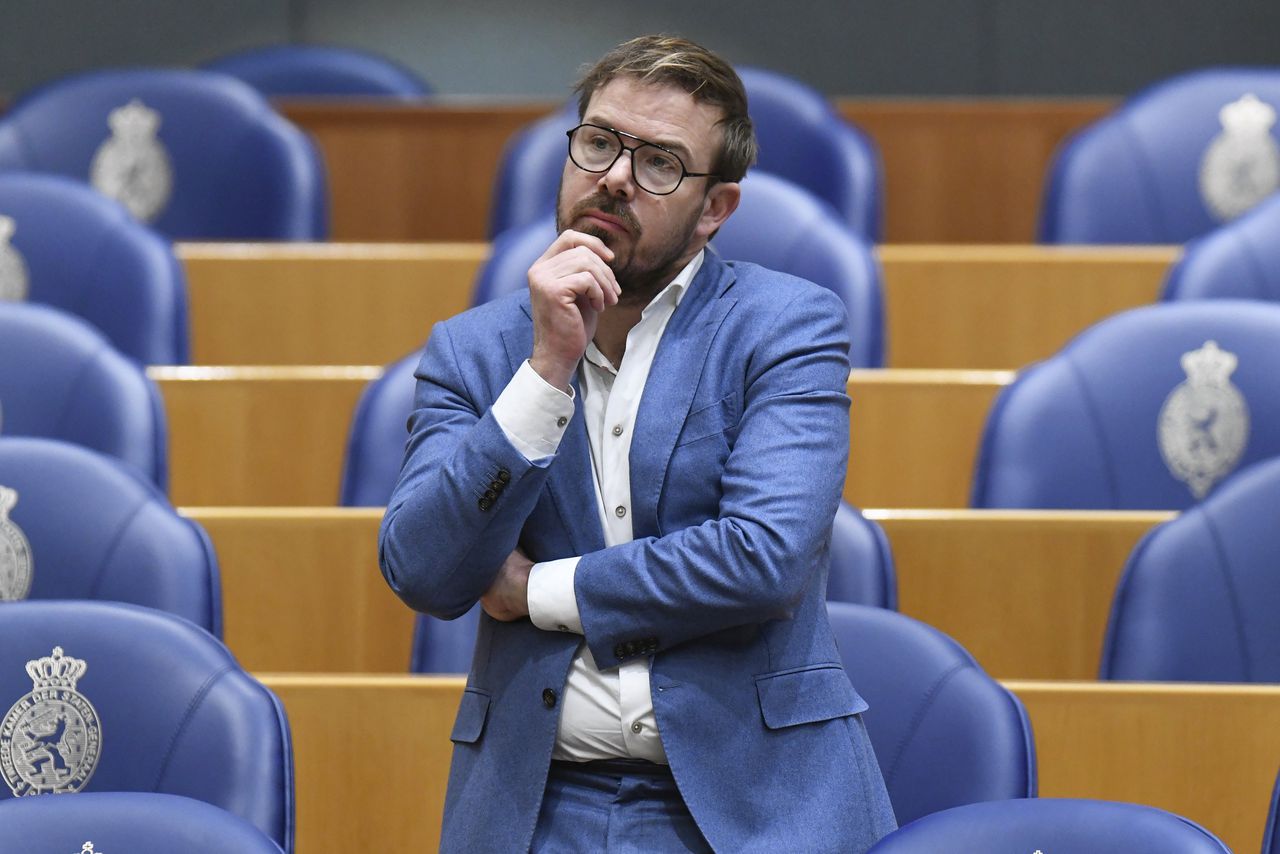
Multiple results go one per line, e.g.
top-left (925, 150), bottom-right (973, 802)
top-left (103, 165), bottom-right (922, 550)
top-left (542, 688), bottom-right (557, 709)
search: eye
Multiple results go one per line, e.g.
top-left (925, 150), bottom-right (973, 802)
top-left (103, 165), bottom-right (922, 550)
top-left (585, 131), bottom-right (614, 151)
top-left (641, 149), bottom-right (680, 175)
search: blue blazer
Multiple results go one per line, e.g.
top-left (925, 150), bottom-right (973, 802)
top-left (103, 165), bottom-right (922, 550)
top-left (379, 252), bottom-right (896, 852)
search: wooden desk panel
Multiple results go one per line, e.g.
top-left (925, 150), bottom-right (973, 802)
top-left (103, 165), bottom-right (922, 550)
top-left (156, 369), bottom-right (1003, 508)
top-left (259, 676), bottom-right (1280, 854)
top-left (178, 243), bottom-right (1169, 369)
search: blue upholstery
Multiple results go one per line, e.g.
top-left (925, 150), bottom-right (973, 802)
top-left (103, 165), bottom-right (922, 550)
top-left (1162, 192), bottom-right (1280, 303)
top-left (1265, 767), bottom-right (1280, 854)
top-left (0, 437), bottom-right (219, 634)
top-left (1040, 68), bottom-right (1280, 244)
top-left (0, 601), bottom-right (293, 851)
top-left (476, 174), bottom-right (885, 366)
top-left (0, 172), bottom-right (188, 364)
top-left (972, 301), bottom-right (1280, 510)
top-left (409, 506), bottom-right (897, 674)
top-left (339, 350), bottom-right (417, 507)
top-left (0, 792), bottom-right (285, 853)
top-left (866, 798), bottom-right (1229, 853)
top-left (1101, 456), bottom-right (1280, 681)
top-left (0, 302), bottom-right (166, 488)
top-left (202, 44), bottom-right (430, 98)
top-left (827, 602), bottom-right (1035, 827)
top-left (0, 68), bottom-right (327, 240)
top-left (488, 67), bottom-right (881, 240)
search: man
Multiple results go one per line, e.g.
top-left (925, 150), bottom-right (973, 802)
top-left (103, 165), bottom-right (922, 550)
top-left (379, 35), bottom-right (895, 852)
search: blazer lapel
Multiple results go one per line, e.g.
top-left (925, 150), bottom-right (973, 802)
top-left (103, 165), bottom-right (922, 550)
top-left (629, 254), bottom-right (737, 540)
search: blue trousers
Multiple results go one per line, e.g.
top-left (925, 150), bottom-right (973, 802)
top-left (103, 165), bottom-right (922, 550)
top-left (531, 760), bottom-right (713, 853)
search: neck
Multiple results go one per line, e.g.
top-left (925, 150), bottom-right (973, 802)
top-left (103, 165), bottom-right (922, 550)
top-left (593, 302), bottom-right (644, 366)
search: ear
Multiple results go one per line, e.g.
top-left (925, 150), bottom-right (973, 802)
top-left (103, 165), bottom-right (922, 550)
top-left (694, 181), bottom-right (741, 242)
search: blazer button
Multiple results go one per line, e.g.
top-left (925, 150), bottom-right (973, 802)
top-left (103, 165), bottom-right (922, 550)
top-left (483, 488), bottom-right (497, 501)
top-left (478, 497), bottom-right (492, 511)
top-left (497, 469), bottom-right (511, 483)
top-left (542, 688), bottom-right (557, 709)
top-left (613, 643), bottom-right (627, 660)
top-left (489, 480), bottom-right (502, 492)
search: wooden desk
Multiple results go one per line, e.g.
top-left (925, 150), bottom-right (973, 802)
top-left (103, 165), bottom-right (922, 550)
top-left (155, 368), bottom-right (1006, 508)
top-left (193, 507), bottom-right (1166, 681)
top-left (258, 676), bottom-right (1280, 854)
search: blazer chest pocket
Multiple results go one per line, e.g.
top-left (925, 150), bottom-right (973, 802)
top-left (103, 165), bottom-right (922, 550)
top-left (675, 392), bottom-right (740, 447)
top-left (450, 687), bottom-right (491, 744)
top-left (755, 664), bottom-right (868, 730)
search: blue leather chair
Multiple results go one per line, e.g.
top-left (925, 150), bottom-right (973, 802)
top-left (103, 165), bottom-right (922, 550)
top-left (1101, 456), bottom-right (1280, 681)
top-left (0, 601), bottom-right (292, 851)
top-left (865, 798), bottom-right (1229, 853)
top-left (475, 173), bottom-right (885, 366)
top-left (827, 602), bottom-right (1035, 827)
top-left (410, 505), bottom-right (897, 674)
top-left (1040, 68), bottom-right (1280, 244)
top-left (0, 437), bottom-right (219, 634)
top-left (972, 301), bottom-right (1280, 510)
top-left (202, 44), bottom-right (430, 98)
top-left (0, 172), bottom-right (188, 364)
top-left (1265, 767), bottom-right (1280, 854)
top-left (0, 68), bottom-right (327, 240)
top-left (0, 302), bottom-right (166, 488)
top-left (1162, 191), bottom-right (1280, 303)
top-left (488, 66), bottom-right (881, 240)
top-left (0, 792), bottom-right (284, 853)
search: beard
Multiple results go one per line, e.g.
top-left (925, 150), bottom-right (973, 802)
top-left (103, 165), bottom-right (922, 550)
top-left (557, 188), bottom-right (703, 306)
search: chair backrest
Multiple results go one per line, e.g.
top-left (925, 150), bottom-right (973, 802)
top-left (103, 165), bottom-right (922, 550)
top-left (339, 349), bottom-right (418, 507)
top-left (865, 798), bottom-right (1230, 853)
top-left (1100, 456), bottom-right (1280, 681)
top-left (0, 68), bottom-right (327, 240)
top-left (410, 505), bottom-right (897, 674)
top-left (0, 437), bottom-right (219, 634)
top-left (972, 301), bottom-right (1280, 510)
top-left (0, 792), bottom-right (285, 853)
top-left (487, 66), bottom-right (881, 240)
top-left (0, 171), bottom-right (188, 363)
top-left (476, 173), bottom-right (885, 366)
top-left (0, 601), bottom-right (292, 850)
top-left (1265, 766), bottom-right (1280, 854)
top-left (202, 44), bottom-right (430, 98)
top-left (827, 602), bottom-right (1036, 827)
top-left (1040, 67), bottom-right (1280, 244)
top-left (0, 302), bottom-right (166, 488)
top-left (1162, 191), bottom-right (1280, 303)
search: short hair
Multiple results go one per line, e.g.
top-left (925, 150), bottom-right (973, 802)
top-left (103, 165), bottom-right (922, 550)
top-left (574, 35), bottom-right (758, 183)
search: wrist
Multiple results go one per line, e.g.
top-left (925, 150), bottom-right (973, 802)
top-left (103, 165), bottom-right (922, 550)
top-left (529, 353), bottom-right (576, 393)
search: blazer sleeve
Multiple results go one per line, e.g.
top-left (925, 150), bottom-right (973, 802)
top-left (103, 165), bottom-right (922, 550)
top-left (575, 286), bottom-right (852, 667)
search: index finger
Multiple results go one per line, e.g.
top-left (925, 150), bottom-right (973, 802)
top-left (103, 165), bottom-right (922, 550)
top-left (537, 229), bottom-right (616, 265)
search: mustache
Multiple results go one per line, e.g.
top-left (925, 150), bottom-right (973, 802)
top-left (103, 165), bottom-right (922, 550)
top-left (566, 193), bottom-right (642, 238)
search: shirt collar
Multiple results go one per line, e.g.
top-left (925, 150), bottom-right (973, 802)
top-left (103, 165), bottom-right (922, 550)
top-left (640, 249), bottom-right (703, 320)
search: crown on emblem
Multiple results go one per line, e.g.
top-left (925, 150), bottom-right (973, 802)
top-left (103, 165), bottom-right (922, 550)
top-left (1180, 340), bottom-right (1238, 383)
top-left (0, 215), bottom-right (14, 244)
top-left (25, 646), bottom-right (87, 690)
top-left (107, 98), bottom-right (161, 138)
top-left (1219, 93), bottom-right (1276, 134)
top-left (0, 485), bottom-right (15, 515)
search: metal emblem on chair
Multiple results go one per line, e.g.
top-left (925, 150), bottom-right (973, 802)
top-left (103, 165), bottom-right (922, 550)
top-left (79, 844), bottom-right (102, 854)
top-left (90, 99), bottom-right (173, 223)
top-left (0, 486), bottom-right (32, 600)
top-left (0, 646), bottom-right (102, 796)
top-left (1199, 93), bottom-right (1280, 222)
top-left (0, 216), bottom-right (29, 302)
top-left (1157, 340), bottom-right (1249, 499)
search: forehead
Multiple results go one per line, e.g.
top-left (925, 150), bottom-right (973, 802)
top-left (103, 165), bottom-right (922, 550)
top-left (582, 77), bottom-right (723, 165)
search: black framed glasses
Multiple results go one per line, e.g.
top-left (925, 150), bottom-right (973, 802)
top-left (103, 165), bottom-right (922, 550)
top-left (566, 124), bottom-right (722, 195)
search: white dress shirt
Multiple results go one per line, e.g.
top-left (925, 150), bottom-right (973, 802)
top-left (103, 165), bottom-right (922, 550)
top-left (490, 250), bottom-right (704, 763)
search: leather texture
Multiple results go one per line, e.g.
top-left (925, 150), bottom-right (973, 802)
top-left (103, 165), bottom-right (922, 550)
top-left (0, 171), bottom-right (188, 364)
top-left (0, 601), bottom-right (293, 851)
top-left (0, 302), bottom-right (167, 489)
top-left (0, 791), bottom-right (285, 853)
top-left (866, 798), bottom-right (1230, 853)
top-left (0, 68), bottom-right (327, 240)
top-left (972, 301), bottom-right (1280, 510)
top-left (1040, 67), bottom-right (1280, 244)
top-left (1162, 191), bottom-right (1280, 303)
top-left (203, 44), bottom-right (430, 98)
top-left (1101, 456), bottom-right (1280, 681)
top-left (488, 66), bottom-right (882, 239)
top-left (0, 437), bottom-right (219, 634)
top-left (828, 602), bottom-right (1036, 827)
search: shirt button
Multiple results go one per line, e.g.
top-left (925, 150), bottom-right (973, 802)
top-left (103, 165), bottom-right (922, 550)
top-left (631, 721), bottom-right (643, 734)
top-left (612, 424), bottom-right (624, 436)
top-left (542, 688), bottom-right (557, 709)
top-left (615, 505), bottom-right (627, 518)
top-left (556, 416), bottom-right (568, 427)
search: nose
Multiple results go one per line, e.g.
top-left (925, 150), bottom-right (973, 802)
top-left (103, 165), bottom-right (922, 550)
top-left (597, 146), bottom-right (637, 200)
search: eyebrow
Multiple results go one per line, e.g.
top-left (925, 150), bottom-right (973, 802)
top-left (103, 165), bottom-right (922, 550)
top-left (584, 116), bottom-right (693, 162)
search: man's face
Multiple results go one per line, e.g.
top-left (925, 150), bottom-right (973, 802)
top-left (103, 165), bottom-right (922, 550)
top-left (556, 76), bottom-right (731, 303)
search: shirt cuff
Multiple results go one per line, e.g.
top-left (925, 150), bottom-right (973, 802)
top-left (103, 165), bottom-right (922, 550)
top-left (491, 360), bottom-right (576, 461)
top-left (527, 556), bottom-right (582, 634)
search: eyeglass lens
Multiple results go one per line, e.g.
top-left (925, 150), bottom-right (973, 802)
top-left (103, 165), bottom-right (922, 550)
top-left (568, 125), bottom-right (686, 195)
